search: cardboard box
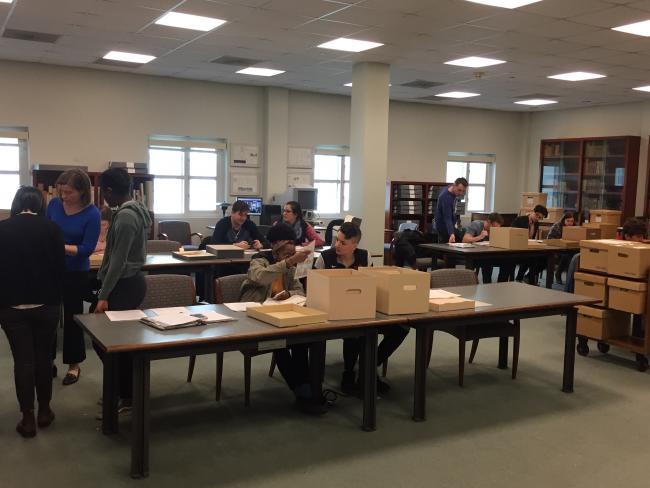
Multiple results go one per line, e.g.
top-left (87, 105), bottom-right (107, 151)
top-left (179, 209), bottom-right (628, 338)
top-left (608, 278), bottom-right (648, 314)
top-left (590, 209), bottom-right (622, 225)
top-left (247, 304), bottom-right (328, 328)
top-left (576, 305), bottom-right (630, 340)
top-left (545, 239), bottom-right (580, 248)
top-left (528, 239), bottom-right (547, 248)
top-left (172, 250), bottom-right (216, 260)
top-left (519, 207), bottom-right (532, 216)
top-left (521, 192), bottom-right (547, 208)
top-left (429, 297), bottom-right (476, 312)
top-left (607, 242), bottom-right (650, 279)
top-left (206, 244), bottom-right (245, 259)
top-left (574, 272), bottom-right (608, 306)
top-left (563, 226), bottom-right (600, 241)
top-left (89, 253), bottom-right (104, 266)
top-left (489, 227), bottom-right (529, 250)
top-left (579, 239), bottom-right (622, 273)
top-left (357, 266), bottom-right (430, 315)
top-left (306, 269), bottom-right (376, 320)
top-left (543, 207), bottom-right (565, 223)
top-left (584, 222), bottom-right (618, 239)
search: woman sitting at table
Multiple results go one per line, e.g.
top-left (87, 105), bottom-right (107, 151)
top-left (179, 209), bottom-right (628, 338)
top-left (279, 200), bottom-right (324, 247)
top-left (0, 187), bottom-right (65, 437)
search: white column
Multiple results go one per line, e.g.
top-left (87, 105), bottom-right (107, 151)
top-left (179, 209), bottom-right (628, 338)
top-left (349, 62), bottom-right (390, 265)
top-left (264, 87), bottom-right (289, 201)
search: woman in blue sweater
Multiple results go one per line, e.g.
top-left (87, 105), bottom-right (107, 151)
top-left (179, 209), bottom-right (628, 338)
top-left (47, 169), bottom-right (100, 385)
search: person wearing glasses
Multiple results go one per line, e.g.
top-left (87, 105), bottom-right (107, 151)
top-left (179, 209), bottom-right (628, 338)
top-left (279, 201), bottom-right (325, 247)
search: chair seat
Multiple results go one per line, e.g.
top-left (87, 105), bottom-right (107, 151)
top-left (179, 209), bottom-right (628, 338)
top-left (440, 322), bottom-right (517, 341)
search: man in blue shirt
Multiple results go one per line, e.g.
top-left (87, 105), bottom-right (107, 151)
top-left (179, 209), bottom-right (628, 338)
top-left (434, 177), bottom-right (468, 243)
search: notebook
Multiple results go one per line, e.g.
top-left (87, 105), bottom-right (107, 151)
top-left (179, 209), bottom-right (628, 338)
top-left (140, 311), bottom-right (235, 331)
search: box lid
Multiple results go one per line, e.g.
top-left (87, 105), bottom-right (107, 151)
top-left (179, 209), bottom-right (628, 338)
top-left (583, 223), bottom-right (618, 229)
top-left (591, 209), bottom-right (622, 215)
top-left (608, 278), bottom-right (648, 292)
top-left (579, 239), bottom-right (626, 250)
top-left (575, 272), bottom-right (607, 285)
top-left (576, 305), bottom-right (610, 318)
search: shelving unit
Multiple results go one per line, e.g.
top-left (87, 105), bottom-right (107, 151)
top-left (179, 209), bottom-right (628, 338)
top-left (539, 136), bottom-right (640, 224)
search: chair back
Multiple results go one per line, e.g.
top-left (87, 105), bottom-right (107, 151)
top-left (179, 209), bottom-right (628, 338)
top-left (430, 268), bottom-right (478, 288)
top-left (324, 219), bottom-right (344, 247)
top-left (147, 239), bottom-right (181, 253)
top-left (140, 274), bottom-right (196, 309)
top-left (158, 220), bottom-right (192, 245)
top-left (398, 222), bottom-right (418, 232)
top-left (214, 274), bottom-right (248, 304)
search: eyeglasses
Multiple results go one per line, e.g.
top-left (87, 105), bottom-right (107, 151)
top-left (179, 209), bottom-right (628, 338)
top-left (282, 209), bottom-right (293, 214)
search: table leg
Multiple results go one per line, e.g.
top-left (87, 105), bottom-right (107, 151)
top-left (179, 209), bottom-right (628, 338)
top-left (131, 355), bottom-right (151, 479)
top-left (102, 353), bottom-right (119, 435)
top-left (309, 341), bottom-right (325, 402)
top-left (362, 329), bottom-right (378, 432)
top-left (498, 337), bottom-right (508, 369)
top-left (465, 257), bottom-right (475, 271)
top-left (204, 265), bottom-right (215, 303)
top-left (413, 327), bottom-right (427, 422)
top-left (562, 307), bottom-right (578, 393)
top-left (546, 253), bottom-right (556, 289)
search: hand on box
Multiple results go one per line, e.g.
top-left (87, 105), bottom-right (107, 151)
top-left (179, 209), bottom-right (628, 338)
top-left (234, 241), bottom-right (250, 249)
top-left (252, 240), bottom-right (263, 250)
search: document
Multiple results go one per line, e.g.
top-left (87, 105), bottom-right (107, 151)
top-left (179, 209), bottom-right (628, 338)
top-left (263, 295), bottom-right (306, 306)
top-left (224, 302), bottom-right (262, 312)
top-left (294, 242), bottom-right (315, 279)
top-left (448, 243), bottom-right (474, 248)
top-left (105, 310), bottom-right (147, 322)
top-left (474, 301), bottom-right (492, 308)
top-left (429, 289), bottom-right (461, 299)
top-left (148, 307), bottom-right (188, 315)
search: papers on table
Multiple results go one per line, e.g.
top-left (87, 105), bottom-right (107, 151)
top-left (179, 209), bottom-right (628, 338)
top-left (224, 302), bottom-right (262, 312)
top-left (429, 289), bottom-right (461, 300)
top-left (140, 310), bottom-right (235, 330)
top-left (448, 242), bottom-right (474, 248)
top-left (474, 241), bottom-right (490, 246)
top-left (263, 294), bottom-right (307, 306)
top-left (105, 310), bottom-right (147, 322)
top-left (474, 301), bottom-right (492, 308)
top-left (148, 307), bottom-right (188, 315)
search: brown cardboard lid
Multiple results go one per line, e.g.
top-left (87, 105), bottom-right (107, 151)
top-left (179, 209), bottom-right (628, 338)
top-left (608, 278), bottom-right (648, 292)
top-left (584, 223), bottom-right (618, 229)
top-left (580, 239), bottom-right (627, 250)
top-left (591, 209), bottom-right (622, 215)
top-left (574, 272), bottom-right (607, 284)
top-left (576, 305), bottom-right (609, 318)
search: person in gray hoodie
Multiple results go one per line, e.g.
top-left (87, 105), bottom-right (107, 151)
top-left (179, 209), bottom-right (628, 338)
top-left (94, 167), bottom-right (151, 414)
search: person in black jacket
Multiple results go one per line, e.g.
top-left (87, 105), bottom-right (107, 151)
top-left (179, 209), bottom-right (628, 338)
top-left (0, 187), bottom-right (65, 438)
top-left (315, 222), bottom-right (409, 395)
top-left (211, 200), bottom-right (266, 249)
top-left (511, 204), bottom-right (548, 283)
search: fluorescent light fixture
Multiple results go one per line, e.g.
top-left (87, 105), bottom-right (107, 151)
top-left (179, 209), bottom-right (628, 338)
top-left (515, 99), bottom-right (557, 106)
top-left (236, 67), bottom-right (285, 77)
top-left (465, 0), bottom-right (542, 8)
top-left (435, 91), bottom-right (480, 98)
top-left (0, 0), bottom-right (14, 4)
top-left (633, 85), bottom-right (650, 92)
top-left (344, 82), bottom-right (392, 87)
top-left (612, 19), bottom-right (650, 37)
top-left (445, 56), bottom-right (506, 68)
top-left (103, 50), bottom-right (155, 64)
top-left (317, 37), bottom-right (383, 53)
top-left (155, 11), bottom-right (227, 32)
top-left (548, 71), bottom-right (605, 81)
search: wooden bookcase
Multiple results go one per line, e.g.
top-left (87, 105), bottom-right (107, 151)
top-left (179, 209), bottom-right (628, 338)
top-left (385, 180), bottom-right (449, 239)
top-left (539, 136), bottom-right (640, 224)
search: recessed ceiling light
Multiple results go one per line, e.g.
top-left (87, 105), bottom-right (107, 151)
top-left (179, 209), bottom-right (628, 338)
top-left (465, 0), bottom-right (542, 8)
top-left (633, 85), bottom-right (650, 92)
top-left (612, 19), bottom-right (650, 37)
top-left (103, 51), bottom-right (155, 64)
top-left (236, 67), bottom-right (285, 77)
top-left (435, 91), bottom-right (480, 98)
top-left (0, 0), bottom-right (14, 4)
top-left (515, 99), bottom-right (558, 106)
top-left (317, 38), bottom-right (383, 53)
top-left (155, 12), bottom-right (227, 32)
top-left (548, 72), bottom-right (605, 81)
top-left (344, 82), bottom-right (392, 87)
top-left (445, 56), bottom-right (506, 68)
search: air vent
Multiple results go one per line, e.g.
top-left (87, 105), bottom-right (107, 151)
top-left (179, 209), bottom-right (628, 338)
top-left (400, 79), bottom-right (444, 89)
top-left (93, 58), bottom-right (142, 69)
top-left (3, 29), bottom-right (60, 44)
top-left (211, 56), bottom-right (263, 66)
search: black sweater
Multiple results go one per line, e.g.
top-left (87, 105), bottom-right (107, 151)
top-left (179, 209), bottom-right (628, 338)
top-left (211, 217), bottom-right (267, 247)
top-left (0, 214), bottom-right (66, 307)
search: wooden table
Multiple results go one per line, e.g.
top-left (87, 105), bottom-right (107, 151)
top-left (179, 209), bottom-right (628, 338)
top-left (75, 306), bottom-right (404, 478)
top-left (406, 282), bottom-right (598, 421)
top-left (419, 242), bottom-right (579, 288)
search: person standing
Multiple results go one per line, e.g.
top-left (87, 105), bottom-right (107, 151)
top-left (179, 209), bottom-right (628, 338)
top-left (279, 201), bottom-right (325, 247)
top-left (0, 187), bottom-right (65, 437)
top-left (93, 168), bottom-right (151, 414)
top-left (434, 178), bottom-right (468, 243)
top-left (47, 168), bottom-right (100, 385)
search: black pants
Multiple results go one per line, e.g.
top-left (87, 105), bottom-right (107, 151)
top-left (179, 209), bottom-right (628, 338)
top-left (93, 273), bottom-right (147, 401)
top-left (274, 342), bottom-right (324, 398)
top-left (0, 306), bottom-right (59, 412)
top-left (343, 326), bottom-right (409, 374)
top-left (55, 271), bottom-right (90, 365)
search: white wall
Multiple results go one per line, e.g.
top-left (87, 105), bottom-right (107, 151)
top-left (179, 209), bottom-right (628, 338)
top-left (526, 102), bottom-right (650, 215)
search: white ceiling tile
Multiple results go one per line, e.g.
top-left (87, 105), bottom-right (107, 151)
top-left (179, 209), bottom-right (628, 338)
top-left (293, 18), bottom-right (371, 38)
top-left (568, 6), bottom-right (650, 28)
top-left (261, 0), bottom-right (347, 18)
top-left (519, 0), bottom-right (614, 19)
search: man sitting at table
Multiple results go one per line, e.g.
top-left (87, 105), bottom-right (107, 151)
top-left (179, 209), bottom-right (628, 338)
top-left (239, 223), bottom-right (328, 415)
top-left (510, 204), bottom-right (548, 283)
top-left (461, 212), bottom-right (504, 283)
top-left (211, 199), bottom-right (267, 250)
top-left (315, 222), bottom-right (409, 396)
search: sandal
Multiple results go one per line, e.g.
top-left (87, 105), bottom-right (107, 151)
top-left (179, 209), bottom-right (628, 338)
top-left (62, 367), bottom-right (81, 386)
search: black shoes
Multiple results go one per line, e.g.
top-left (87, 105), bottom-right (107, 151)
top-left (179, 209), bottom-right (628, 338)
top-left (62, 367), bottom-right (80, 386)
top-left (16, 411), bottom-right (36, 438)
top-left (37, 408), bottom-right (55, 428)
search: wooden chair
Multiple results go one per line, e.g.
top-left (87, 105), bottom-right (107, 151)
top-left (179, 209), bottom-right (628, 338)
top-left (158, 220), bottom-right (203, 251)
top-left (428, 268), bottom-right (520, 386)
top-left (146, 239), bottom-right (182, 253)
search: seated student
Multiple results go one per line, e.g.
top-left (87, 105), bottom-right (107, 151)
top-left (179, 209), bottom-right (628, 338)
top-left (92, 205), bottom-right (112, 254)
top-left (620, 217), bottom-right (647, 242)
top-left (511, 204), bottom-right (548, 283)
top-left (547, 211), bottom-right (576, 284)
top-left (239, 224), bottom-right (327, 414)
top-left (461, 212), bottom-right (504, 283)
top-left (211, 200), bottom-right (266, 250)
top-left (279, 200), bottom-right (325, 247)
top-left (315, 222), bottom-right (409, 395)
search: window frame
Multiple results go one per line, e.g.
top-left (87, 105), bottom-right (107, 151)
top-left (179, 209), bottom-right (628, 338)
top-left (313, 153), bottom-right (350, 216)
top-left (445, 159), bottom-right (495, 213)
top-left (0, 130), bottom-right (29, 210)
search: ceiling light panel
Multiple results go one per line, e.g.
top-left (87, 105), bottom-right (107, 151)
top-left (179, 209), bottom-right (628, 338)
top-left (317, 38), bottom-right (383, 53)
top-left (465, 0), bottom-right (543, 8)
top-left (236, 67), bottom-right (285, 77)
top-left (436, 92), bottom-right (480, 98)
top-left (633, 86), bottom-right (650, 92)
top-left (612, 20), bottom-right (650, 37)
top-left (515, 99), bottom-right (557, 106)
top-left (445, 56), bottom-right (506, 68)
top-left (548, 71), bottom-right (606, 81)
top-left (155, 12), bottom-right (227, 32)
top-left (103, 51), bottom-right (155, 64)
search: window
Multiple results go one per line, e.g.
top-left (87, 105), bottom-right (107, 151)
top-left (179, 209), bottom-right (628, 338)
top-left (445, 156), bottom-right (494, 213)
top-left (148, 136), bottom-right (226, 216)
top-left (314, 153), bottom-right (350, 215)
top-left (0, 129), bottom-right (28, 210)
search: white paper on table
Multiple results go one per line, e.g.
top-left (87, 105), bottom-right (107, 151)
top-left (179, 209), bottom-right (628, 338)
top-left (294, 241), bottom-right (315, 279)
top-left (429, 289), bottom-right (461, 299)
top-left (189, 311), bottom-right (235, 323)
top-left (148, 307), bottom-right (188, 316)
top-left (474, 301), bottom-right (492, 308)
top-left (448, 242), bottom-right (474, 248)
top-left (474, 241), bottom-right (490, 246)
top-left (224, 302), bottom-right (262, 312)
top-left (105, 310), bottom-right (147, 322)
top-left (263, 295), bottom-right (307, 306)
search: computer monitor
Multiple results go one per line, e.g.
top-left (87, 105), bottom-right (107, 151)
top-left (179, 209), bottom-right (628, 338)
top-left (235, 197), bottom-right (262, 215)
